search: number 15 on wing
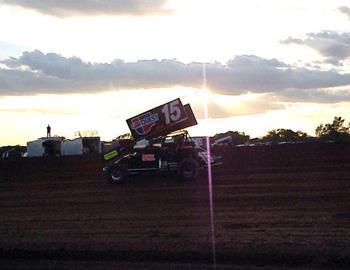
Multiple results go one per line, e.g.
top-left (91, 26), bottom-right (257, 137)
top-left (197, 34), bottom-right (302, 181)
top-left (161, 99), bottom-right (183, 125)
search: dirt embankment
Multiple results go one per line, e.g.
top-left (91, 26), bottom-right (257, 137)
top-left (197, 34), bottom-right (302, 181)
top-left (1, 143), bottom-right (350, 268)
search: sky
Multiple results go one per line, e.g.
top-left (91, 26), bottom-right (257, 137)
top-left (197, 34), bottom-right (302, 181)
top-left (1, 0), bottom-right (350, 145)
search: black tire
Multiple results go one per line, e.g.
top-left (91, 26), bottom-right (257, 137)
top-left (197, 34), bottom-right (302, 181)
top-left (107, 166), bottom-right (126, 184)
top-left (179, 158), bottom-right (199, 180)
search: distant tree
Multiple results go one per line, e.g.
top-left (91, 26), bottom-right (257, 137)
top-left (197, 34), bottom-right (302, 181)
top-left (315, 116), bottom-right (350, 142)
top-left (262, 129), bottom-right (308, 144)
top-left (0, 145), bottom-right (26, 159)
top-left (213, 131), bottom-right (249, 145)
top-left (116, 133), bottom-right (133, 140)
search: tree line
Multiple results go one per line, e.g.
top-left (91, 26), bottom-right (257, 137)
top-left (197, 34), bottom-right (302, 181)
top-left (116, 116), bottom-right (350, 145)
top-left (213, 116), bottom-right (350, 145)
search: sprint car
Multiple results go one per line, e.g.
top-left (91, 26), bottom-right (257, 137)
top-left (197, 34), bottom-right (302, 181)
top-left (103, 131), bottom-right (221, 183)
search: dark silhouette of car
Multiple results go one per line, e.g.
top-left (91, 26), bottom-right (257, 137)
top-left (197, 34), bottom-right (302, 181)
top-left (103, 130), bottom-right (221, 183)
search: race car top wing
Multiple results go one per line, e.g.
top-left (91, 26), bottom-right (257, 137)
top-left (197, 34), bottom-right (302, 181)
top-left (126, 98), bottom-right (194, 141)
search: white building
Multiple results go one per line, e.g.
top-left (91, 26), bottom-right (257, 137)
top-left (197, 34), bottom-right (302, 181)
top-left (62, 137), bottom-right (101, 156)
top-left (27, 136), bottom-right (101, 157)
top-left (27, 137), bottom-right (64, 157)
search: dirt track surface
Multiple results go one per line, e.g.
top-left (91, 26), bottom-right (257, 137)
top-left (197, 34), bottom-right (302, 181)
top-left (1, 143), bottom-right (350, 269)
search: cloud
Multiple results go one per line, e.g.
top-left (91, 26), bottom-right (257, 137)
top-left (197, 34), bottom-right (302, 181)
top-left (0, 50), bottom-right (203, 94)
top-left (0, 107), bottom-right (77, 115)
top-left (276, 88), bottom-right (350, 103)
top-left (192, 102), bottom-right (231, 119)
top-left (2, 50), bottom-right (350, 103)
top-left (191, 96), bottom-right (283, 120)
top-left (281, 31), bottom-right (350, 65)
top-left (281, 37), bottom-right (304, 45)
top-left (339, 6), bottom-right (350, 19)
top-left (0, 0), bottom-right (169, 17)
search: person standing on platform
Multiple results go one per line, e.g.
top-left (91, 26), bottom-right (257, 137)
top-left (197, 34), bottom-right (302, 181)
top-left (47, 125), bottom-right (51, 137)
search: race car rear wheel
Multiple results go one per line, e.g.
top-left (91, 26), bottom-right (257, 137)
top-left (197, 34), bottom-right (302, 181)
top-left (179, 158), bottom-right (199, 180)
top-left (108, 166), bottom-right (126, 184)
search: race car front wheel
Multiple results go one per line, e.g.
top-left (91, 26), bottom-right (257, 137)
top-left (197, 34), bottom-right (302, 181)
top-left (108, 166), bottom-right (126, 184)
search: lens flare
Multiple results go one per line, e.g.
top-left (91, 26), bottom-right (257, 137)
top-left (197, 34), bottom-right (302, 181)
top-left (202, 63), bottom-right (216, 268)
